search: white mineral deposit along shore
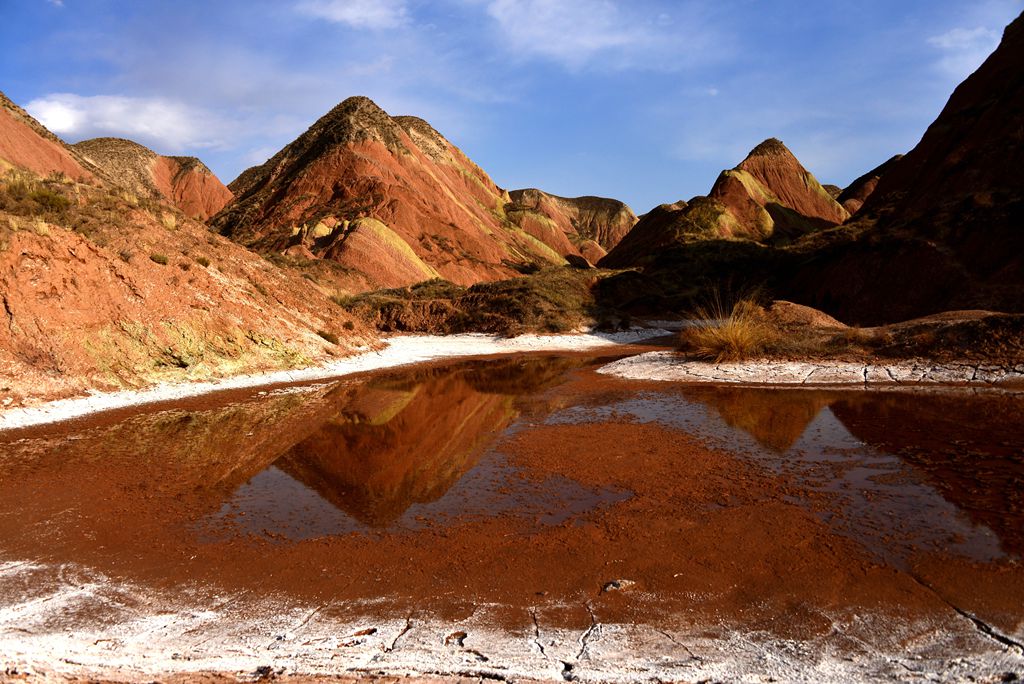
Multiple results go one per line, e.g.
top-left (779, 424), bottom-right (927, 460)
top-left (0, 329), bottom-right (669, 431)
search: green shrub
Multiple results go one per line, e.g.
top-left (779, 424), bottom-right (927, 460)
top-left (149, 253), bottom-right (169, 265)
top-left (195, 256), bottom-right (211, 268)
top-left (28, 188), bottom-right (70, 212)
top-left (0, 171), bottom-right (72, 218)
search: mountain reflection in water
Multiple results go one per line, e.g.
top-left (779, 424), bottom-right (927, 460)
top-left (210, 355), bottom-right (630, 538)
top-left (551, 385), bottom-right (1024, 563)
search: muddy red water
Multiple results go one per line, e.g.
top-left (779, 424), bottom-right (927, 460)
top-left (1, 350), bottom-right (1023, 681)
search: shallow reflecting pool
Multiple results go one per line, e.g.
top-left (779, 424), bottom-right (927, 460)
top-left (1, 351), bottom-right (1022, 682)
top-left (552, 384), bottom-right (1024, 566)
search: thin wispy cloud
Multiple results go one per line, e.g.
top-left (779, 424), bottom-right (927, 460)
top-left (486, 0), bottom-right (633, 67)
top-left (928, 26), bottom-right (1001, 79)
top-left (242, 145), bottom-right (279, 166)
top-left (26, 94), bottom-right (226, 152)
top-left (296, 0), bottom-right (408, 29)
top-left (482, 0), bottom-right (720, 71)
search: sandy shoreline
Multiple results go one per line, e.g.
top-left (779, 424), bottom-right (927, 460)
top-left (0, 329), bottom-right (668, 432)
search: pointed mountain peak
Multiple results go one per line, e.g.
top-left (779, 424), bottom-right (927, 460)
top-left (323, 95), bottom-right (389, 122)
top-left (738, 138), bottom-right (799, 166)
top-left (308, 95), bottom-right (403, 146)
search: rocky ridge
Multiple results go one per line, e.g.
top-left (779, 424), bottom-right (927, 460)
top-left (505, 188), bottom-right (638, 264)
top-left (73, 137), bottom-right (233, 220)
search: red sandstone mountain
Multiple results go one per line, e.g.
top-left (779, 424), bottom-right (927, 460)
top-left (0, 91), bottom-right (96, 181)
top-left (212, 96), bottom-right (633, 290)
top-left (600, 139), bottom-right (846, 268)
top-left (0, 92), bottom-right (371, 406)
top-left (73, 137), bottom-right (233, 220)
top-left (505, 188), bottom-right (637, 264)
top-left (790, 10), bottom-right (1024, 323)
top-left (721, 138), bottom-right (849, 236)
top-left (596, 201), bottom-right (691, 269)
top-left (835, 155), bottom-right (902, 215)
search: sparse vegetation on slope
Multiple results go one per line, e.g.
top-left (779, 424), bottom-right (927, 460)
top-left (0, 169), bottom-right (73, 219)
top-left (0, 160), bottom-right (372, 406)
top-left (336, 267), bottom-right (633, 336)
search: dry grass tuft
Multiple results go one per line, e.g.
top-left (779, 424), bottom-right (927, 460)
top-left (679, 296), bottom-right (777, 362)
top-left (159, 212), bottom-right (177, 230)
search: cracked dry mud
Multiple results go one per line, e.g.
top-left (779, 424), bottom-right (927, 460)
top-left (599, 351), bottom-right (1024, 387)
top-left (1, 348), bottom-right (1023, 683)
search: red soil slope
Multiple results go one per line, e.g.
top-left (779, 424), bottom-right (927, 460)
top-left (0, 91), bottom-right (94, 181)
top-left (0, 100), bottom-right (371, 406)
top-left (836, 155), bottom-right (903, 215)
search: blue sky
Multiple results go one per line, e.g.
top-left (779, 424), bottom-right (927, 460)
top-left (1, 0), bottom-right (1021, 212)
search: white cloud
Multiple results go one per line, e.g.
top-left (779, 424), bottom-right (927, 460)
top-left (927, 26), bottom-right (998, 50)
top-left (25, 94), bottom-right (225, 152)
top-left (927, 26), bottom-right (1001, 79)
top-left (296, 0), bottom-right (408, 29)
top-left (46, 0), bottom-right (64, 6)
top-left (486, 0), bottom-right (636, 68)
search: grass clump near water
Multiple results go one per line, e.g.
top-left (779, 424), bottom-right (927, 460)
top-left (674, 290), bottom-right (976, 363)
top-left (679, 294), bottom-right (779, 362)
